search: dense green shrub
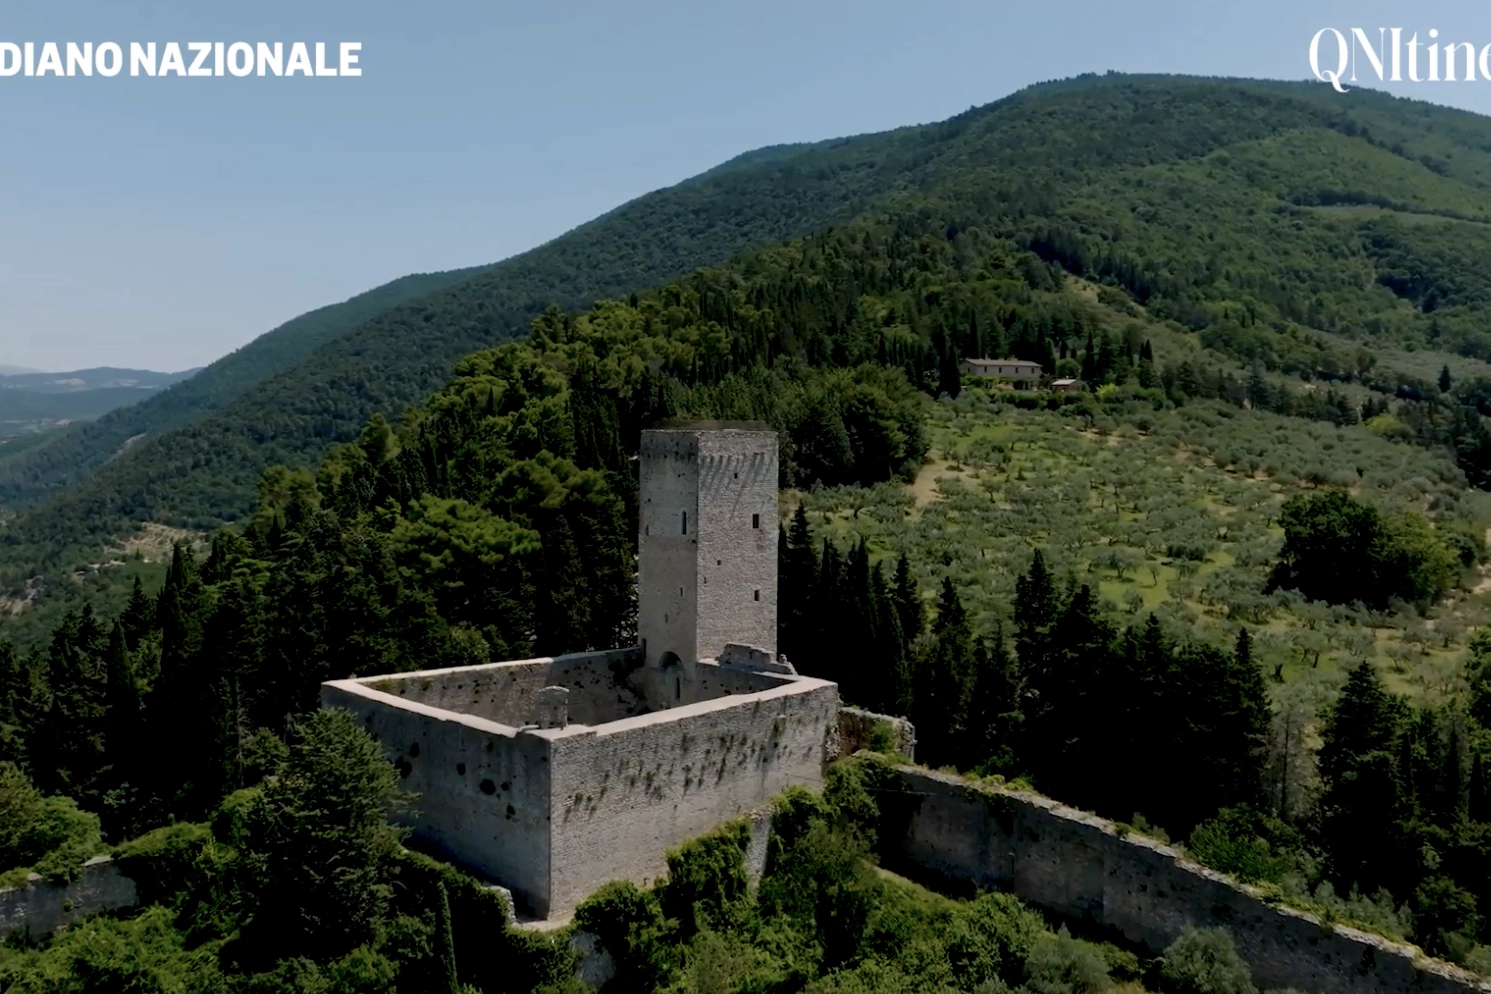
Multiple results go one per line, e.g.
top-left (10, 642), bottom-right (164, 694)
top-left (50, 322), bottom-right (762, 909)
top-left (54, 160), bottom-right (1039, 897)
top-left (1024, 928), bottom-right (1112, 994)
top-left (0, 763), bottom-right (103, 884)
top-left (1267, 490), bottom-right (1461, 608)
top-left (573, 881), bottom-right (675, 994)
top-left (659, 820), bottom-right (752, 936)
top-left (0, 905), bottom-right (226, 994)
top-left (1158, 927), bottom-right (1255, 994)
top-left (1187, 806), bottom-right (1311, 885)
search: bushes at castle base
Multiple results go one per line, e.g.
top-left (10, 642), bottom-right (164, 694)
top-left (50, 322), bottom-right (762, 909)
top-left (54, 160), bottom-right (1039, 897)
top-left (943, 892), bottom-right (1048, 989)
top-left (659, 820), bottom-right (752, 937)
top-left (0, 905), bottom-right (227, 994)
top-left (573, 881), bottom-right (677, 994)
top-left (1186, 805), bottom-right (1311, 886)
top-left (1158, 927), bottom-right (1256, 994)
top-left (0, 762), bottom-right (104, 884)
top-left (1024, 928), bottom-right (1113, 994)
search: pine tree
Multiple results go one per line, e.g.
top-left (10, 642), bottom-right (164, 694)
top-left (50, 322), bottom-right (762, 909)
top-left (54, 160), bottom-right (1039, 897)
top-left (120, 576), bottom-right (154, 651)
top-left (965, 624), bottom-right (1019, 772)
top-left (913, 578), bottom-right (976, 767)
top-left (1318, 661), bottom-right (1409, 891)
top-left (1440, 364), bottom-right (1454, 393)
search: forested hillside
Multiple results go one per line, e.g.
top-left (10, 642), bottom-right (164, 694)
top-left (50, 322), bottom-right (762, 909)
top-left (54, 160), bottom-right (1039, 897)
top-left (0, 129), bottom-right (934, 585)
top-left (16, 71), bottom-right (1491, 986)
top-left (20, 73), bottom-right (1491, 626)
top-left (0, 268), bottom-right (490, 506)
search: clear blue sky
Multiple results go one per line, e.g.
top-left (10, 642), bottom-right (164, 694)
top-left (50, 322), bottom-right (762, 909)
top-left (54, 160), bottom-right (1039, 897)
top-left (3, 0), bottom-right (1488, 371)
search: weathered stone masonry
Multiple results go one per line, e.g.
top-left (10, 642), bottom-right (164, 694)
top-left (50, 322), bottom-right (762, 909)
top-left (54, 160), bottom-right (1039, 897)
top-left (322, 424), bottom-right (839, 920)
top-left (880, 764), bottom-right (1491, 994)
top-left (322, 652), bottom-right (837, 919)
top-left (0, 856), bottom-right (137, 940)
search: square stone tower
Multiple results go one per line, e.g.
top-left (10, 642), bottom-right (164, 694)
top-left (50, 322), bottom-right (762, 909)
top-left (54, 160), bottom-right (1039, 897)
top-left (638, 423), bottom-right (778, 699)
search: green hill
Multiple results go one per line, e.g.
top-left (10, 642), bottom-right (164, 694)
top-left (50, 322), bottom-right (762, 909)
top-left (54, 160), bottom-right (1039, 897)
top-left (17, 71), bottom-right (1491, 978)
top-left (0, 270), bottom-right (490, 504)
top-left (12, 73), bottom-right (1491, 631)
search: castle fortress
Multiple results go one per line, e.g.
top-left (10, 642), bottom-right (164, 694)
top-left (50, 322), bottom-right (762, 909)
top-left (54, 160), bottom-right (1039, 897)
top-left (321, 423), bottom-right (856, 920)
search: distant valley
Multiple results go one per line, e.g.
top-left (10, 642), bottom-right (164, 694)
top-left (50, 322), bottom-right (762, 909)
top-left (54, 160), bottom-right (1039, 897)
top-left (0, 366), bottom-right (200, 437)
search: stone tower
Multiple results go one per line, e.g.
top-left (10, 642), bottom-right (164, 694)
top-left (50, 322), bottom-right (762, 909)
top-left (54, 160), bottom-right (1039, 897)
top-left (638, 423), bottom-right (778, 703)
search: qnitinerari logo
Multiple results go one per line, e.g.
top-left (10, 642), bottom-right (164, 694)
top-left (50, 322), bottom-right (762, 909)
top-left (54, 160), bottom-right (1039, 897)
top-left (0, 41), bottom-right (362, 78)
top-left (1311, 27), bottom-right (1491, 91)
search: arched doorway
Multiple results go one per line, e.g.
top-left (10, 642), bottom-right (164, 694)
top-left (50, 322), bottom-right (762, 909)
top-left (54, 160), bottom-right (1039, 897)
top-left (658, 651), bottom-right (682, 703)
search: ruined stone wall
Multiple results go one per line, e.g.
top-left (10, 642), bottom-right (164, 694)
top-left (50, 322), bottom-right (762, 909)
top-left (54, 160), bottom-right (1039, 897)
top-left (542, 676), bottom-right (840, 916)
top-left (363, 648), bottom-right (647, 727)
top-left (321, 681), bottom-right (554, 916)
top-left (0, 857), bottom-right (137, 939)
top-left (693, 660), bottom-right (792, 699)
top-left (836, 707), bottom-right (916, 761)
top-left (882, 766), bottom-right (1491, 994)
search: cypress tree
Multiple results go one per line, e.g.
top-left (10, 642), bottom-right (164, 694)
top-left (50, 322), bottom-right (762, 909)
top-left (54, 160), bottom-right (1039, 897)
top-left (1013, 550), bottom-right (1060, 697)
top-left (871, 562), bottom-right (912, 716)
top-left (914, 578), bottom-right (976, 768)
top-left (532, 514), bottom-right (587, 657)
top-left (779, 505), bottom-right (819, 662)
top-left (938, 344), bottom-right (962, 399)
top-left (35, 607), bottom-right (109, 802)
top-left (0, 640), bottom-right (28, 766)
top-left (838, 539), bottom-right (878, 708)
top-left (103, 622), bottom-right (142, 772)
top-left (891, 554), bottom-right (923, 654)
top-left (1318, 661), bottom-right (1409, 891)
top-left (435, 880), bottom-right (459, 994)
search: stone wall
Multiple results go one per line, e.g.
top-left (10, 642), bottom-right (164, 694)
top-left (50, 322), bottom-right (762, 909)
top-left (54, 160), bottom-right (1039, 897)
top-left (693, 659), bottom-right (793, 699)
top-left (0, 856), bottom-right (137, 939)
top-left (321, 680), bottom-right (553, 916)
top-left (363, 648), bottom-right (647, 727)
top-left (880, 765), bottom-right (1491, 994)
top-left (543, 675), bottom-right (839, 916)
top-left (836, 707), bottom-right (916, 761)
top-left (324, 665), bottom-right (839, 920)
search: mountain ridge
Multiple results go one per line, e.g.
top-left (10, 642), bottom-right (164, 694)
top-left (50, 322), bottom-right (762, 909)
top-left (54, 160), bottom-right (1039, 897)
top-left (10, 73), bottom-right (1491, 629)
